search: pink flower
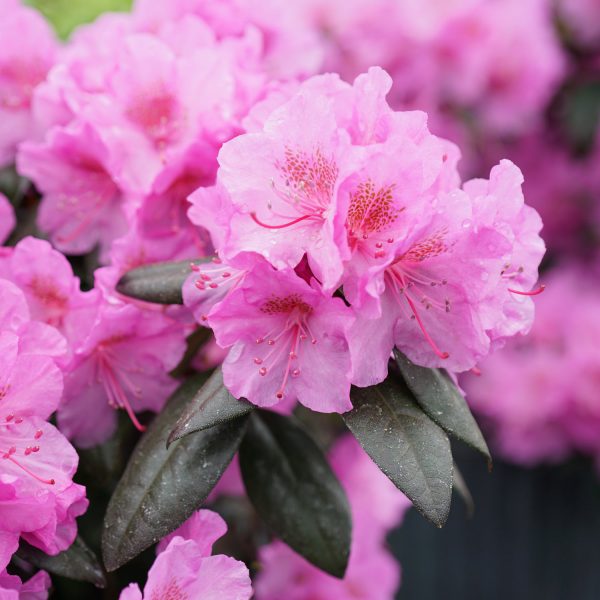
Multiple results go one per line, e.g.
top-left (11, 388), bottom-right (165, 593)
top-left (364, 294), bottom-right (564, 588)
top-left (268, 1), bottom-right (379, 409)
top-left (119, 509), bottom-right (252, 600)
top-left (464, 160), bottom-right (545, 347)
top-left (0, 0), bottom-right (58, 166)
top-left (462, 265), bottom-right (600, 466)
top-left (557, 0), bottom-right (600, 48)
top-left (431, 0), bottom-right (566, 133)
top-left (0, 569), bottom-right (50, 600)
top-left (0, 194), bottom-right (15, 244)
top-left (208, 263), bottom-right (354, 412)
top-left (0, 281), bottom-right (87, 561)
top-left (214, 89), bottom-right (357, 290)
top-left (58, 300), bottom-right (186, 447)
top-left (254, 435), bottom-right (411, 600)
top-left (133, 142), bottom-right (217, 253)
top-left (17, 121), bottom-right (126, 259)
top-left (131, 0), bottom-right (323, 79)
top-left (182, 253), bottom-right (257, 326)
top-left (0, 237), bottom-right (99, 349)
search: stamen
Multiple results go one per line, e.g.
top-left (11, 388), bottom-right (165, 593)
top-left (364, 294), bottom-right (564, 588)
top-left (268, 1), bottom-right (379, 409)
top-left (250, 212), bottom-right (316, 230)
top-left (2, 448), bottom-right (55, 485)
top-left (404, 294), bottom-right (449, 360)
top-left (508, 285), bottom-right (545, 296)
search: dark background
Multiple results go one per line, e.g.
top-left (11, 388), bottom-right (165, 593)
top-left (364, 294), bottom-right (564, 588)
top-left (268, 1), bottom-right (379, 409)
top-left (391, 447), bottom-right (600, 600)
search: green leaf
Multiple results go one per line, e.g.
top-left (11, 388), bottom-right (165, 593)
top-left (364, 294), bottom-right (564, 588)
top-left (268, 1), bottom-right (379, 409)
top-left (394, 350), bottom-right (490, 461)
top-left (102, 376), bottom-right (249, 572)
top-left (168, 368), bottom-right (254, 448)
top-left (453, 462), bottom-right (475, 518)
top-left (239, 411), bottom-right (351, 578)
top-left (344, 379), bottom-right (453, 527)
top-left (17, 537), bottom-right (106, 588)
top-left (116, 258), bottom-right (212, 305)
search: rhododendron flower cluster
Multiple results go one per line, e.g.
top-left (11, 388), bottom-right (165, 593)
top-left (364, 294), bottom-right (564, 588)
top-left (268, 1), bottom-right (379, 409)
top-left (462, 266), bottom-right (600, 468)
top-left (2, 0), bottom-right (600, 596)
top-left (255, 435), bottom-right (412, 600)
top-left (184, 67), bottom-right (545, 410)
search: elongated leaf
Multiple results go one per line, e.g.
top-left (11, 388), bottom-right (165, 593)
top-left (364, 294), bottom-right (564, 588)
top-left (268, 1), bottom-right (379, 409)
top-left (395, 351), bottom-right (490, 461)
top-left (453, 462), bottom-right (474, 518)
top-left (116, 257), bottom-right (211, 304)
top-left (102, 376), bottom-right (249, 571)
top-left (17, 537), bottom-right (106, 588)
top-left (345, 379), bottom-right (453, 527)
top-left (168, 368), bottom-right (254, 447)
top-left (240, 411), bottom-right (351, 578)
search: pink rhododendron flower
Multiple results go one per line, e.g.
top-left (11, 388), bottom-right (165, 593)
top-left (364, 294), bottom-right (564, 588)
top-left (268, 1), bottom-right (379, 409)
top-left (58, 300), bottom-right (186, 447)
top-left (0, 280), bottom-right (87, 561)
top-left (557, 0), bottom-right (600, 48)
top-left (17, 121), bottom-right (126, 259)
top-left (195, 66), bottom-right (544, 396)
top-left (465, 160), bottom-right (546, 348)
top-left (131, 0), bottom-right (323, 79)
top-left (120, 509), bottom-right (252, 600)
top-left (0, 237), bottom-right (99, 349)
top-left (430, 0), bottom-right (567, 133)
top-left (0, 0), bottom-right (59, 166)
top-left (215, 90), bottom-right (356, 290)
top-left (255, 435), bottom-right (411, 600)
top-left (209, 263), bottom-right (354, 412)
top-left (0, 569), bottom-right (50, 600)
top-left (0, 193), bottom-right (15, 244)
top-left (462, 266), bottom-right (600, 466)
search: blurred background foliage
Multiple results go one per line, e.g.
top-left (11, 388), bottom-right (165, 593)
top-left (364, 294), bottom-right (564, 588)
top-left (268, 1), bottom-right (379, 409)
top-left (26, 0), bottom-right (132, 38)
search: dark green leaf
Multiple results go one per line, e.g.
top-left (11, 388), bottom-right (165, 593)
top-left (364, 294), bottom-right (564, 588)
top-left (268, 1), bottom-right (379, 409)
top-left (453, 462), bottom-right (474, 518)
top-left (395, 350), bottom-right (490, 461)
top-left (345, 379), bottom-right (453, 527)
top-left (116, 257), bottom-right (212, 305)
top-left (240, 411), bottom-right (351, 578)
top-left (17, 537), bottom-right (106, 588)
top-left (168, 368), bottom-right (254, 447)
top-left (102, 376), bottom-right (249, 571)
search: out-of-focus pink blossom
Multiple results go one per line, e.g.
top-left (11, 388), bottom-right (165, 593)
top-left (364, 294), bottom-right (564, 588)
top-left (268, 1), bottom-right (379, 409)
top-left (255, 435), bottom-right (411, 600)
top-left (0, 237), bottom-right (99, 349)
top-left (557, 0), bottom-right (600, 48)
top-left (462, 266), bottom-right (600, 467)
top-left (120, 509), bottom-right (252, 600)
top-left (0, 0), bottom-right (59, 167)
top-left (17, 121), bottom-right (126, 259)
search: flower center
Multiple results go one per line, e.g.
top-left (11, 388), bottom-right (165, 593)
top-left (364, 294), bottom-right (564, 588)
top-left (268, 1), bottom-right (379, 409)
top-left (1, 417), bottom-right (55, 485)
top-left (386, 236), bottom-right (451, 360)
top-left (251, 147), bottom-right (338, 230)
top-left (252, 295), bottom-right (316, 399)
top-left (96, 340), bottom-right (146, 432)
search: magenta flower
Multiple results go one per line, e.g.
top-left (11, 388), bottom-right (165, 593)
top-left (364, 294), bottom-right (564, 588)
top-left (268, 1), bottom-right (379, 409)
top-left (0, 281), bottom-right (87, 561)
top-left (465, 160), bottom-right (545, 347)
top-left (17, 121), bottom-right (126, 258)
top-left (215, 90), bottom-right (357, 290)
top-left (0, 194), bottom-right (15, 244)
top-left (0, 569), bottom-right (50, 600)
top-left (0, 237), bottom-right (100, 348)
top-left (0, 0), bottom-right (58, 167)
top-left (119, 509), bottom-right (252, 600)
top-left (58, 300), bottom-right (186, 447)
top-left (208, 263), bottom-right (354, 412)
